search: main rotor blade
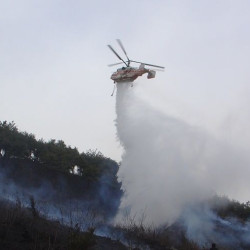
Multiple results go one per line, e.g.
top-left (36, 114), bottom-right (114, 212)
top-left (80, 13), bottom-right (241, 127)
top-left (107, 45), bottom-right (122, 60)
top-left (116, 39), bottom-right (130, 61)
top-left (107, 45), bottom-right (128, 66)
top-left (108, 62), bottom-right (124, 67)
top-left (130, 60), bottom-right (165, 69)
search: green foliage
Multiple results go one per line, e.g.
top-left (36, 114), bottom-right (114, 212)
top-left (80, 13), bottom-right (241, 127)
top-left (78, 149), bottom-right (119, 181)
top-left (0, 121), bottom-right (36, 158)
top-left (36, 138), bottom-right (80, 172)
top-left (210, 195), bottom-right (250, 221)
top-left (0, 120), bottom-right (120, 184)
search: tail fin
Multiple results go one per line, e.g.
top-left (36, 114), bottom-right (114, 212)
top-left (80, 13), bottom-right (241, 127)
top-left (147, 70), bottom-right (156, 79)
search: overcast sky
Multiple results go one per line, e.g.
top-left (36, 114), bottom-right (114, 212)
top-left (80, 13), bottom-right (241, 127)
top-left (1, 0), bottom-right (250, 161)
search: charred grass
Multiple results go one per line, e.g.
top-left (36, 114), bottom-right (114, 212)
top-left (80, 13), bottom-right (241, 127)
top-left (0, 196), bottom-right (236, 250)
top-left (0, 198), bottom-right (96, 250)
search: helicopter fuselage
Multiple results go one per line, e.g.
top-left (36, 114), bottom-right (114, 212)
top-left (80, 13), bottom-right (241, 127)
top-left (111, 65), bottom-right (156, 83)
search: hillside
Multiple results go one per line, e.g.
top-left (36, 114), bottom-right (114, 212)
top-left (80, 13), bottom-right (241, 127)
top-left (1, 120), bottom-right (250, 249)
top-left (0, 197), bottom-right (129, 250)
top-left (0, 121), bottom-right (122, 225)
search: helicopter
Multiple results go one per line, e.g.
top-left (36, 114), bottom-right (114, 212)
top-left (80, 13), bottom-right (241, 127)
top-left (107, 39), bottom-right (165, 84)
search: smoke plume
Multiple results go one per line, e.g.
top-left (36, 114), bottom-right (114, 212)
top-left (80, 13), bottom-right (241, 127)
top-left (115, 82), bottom-right (250, 246)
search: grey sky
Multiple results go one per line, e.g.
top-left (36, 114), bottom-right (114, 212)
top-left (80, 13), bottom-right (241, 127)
top-left (1, 0), bottom-right (250, 161)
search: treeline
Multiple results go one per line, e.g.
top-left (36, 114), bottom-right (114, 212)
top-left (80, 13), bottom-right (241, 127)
top-left (0, 120), bottom-right (123, 220)
top-left (209, 195), bottom-right (250, 221)
top-left (0, 121), bottom-right (118, 181)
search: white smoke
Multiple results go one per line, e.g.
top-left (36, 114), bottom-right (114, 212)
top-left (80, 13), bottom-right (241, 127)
top-left (115, 83), bottom-right (250, 231)
top-left (180, 205), bottom-right (250, 247)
